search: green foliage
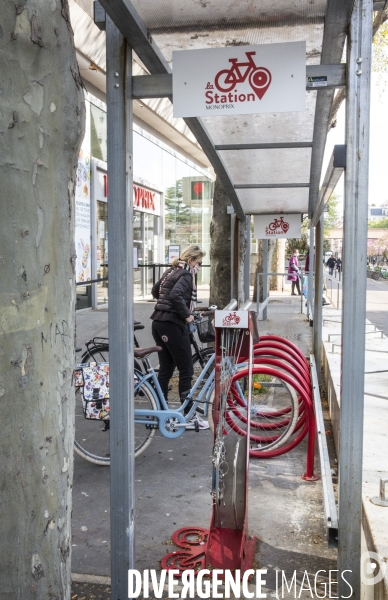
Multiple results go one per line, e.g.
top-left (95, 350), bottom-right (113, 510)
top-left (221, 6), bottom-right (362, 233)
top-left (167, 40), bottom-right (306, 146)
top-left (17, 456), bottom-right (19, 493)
top-left (164, 179), bottom-right (192, 243)
top-left (286, 234), bottom-right (309, 255)
top-left (323, 238), bottom-right (332, 253)
top-left (285, 194), bottom-right (339, 255)
top-left (323, 193), bottom-right (340, 235)
top-left (368, 217), bottom-right (388, 228)
top-left (372, 21), bottom-right (388, 75)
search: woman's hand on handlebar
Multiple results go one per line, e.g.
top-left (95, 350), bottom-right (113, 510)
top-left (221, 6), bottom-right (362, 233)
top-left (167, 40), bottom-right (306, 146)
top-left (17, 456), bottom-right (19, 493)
top-left (185, 314), bottom-right (194, 323)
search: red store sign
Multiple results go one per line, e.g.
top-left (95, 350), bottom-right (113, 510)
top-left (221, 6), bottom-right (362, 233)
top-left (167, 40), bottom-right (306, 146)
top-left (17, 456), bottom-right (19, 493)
top-left (99, 174), bottom-right (160, 215)
top-left (133, 184), bottom-right (160, 215)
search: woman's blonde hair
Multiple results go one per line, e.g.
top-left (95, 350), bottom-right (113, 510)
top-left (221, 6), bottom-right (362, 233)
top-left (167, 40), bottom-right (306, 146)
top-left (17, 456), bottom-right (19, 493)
top-left (171, 244), bottom-right (206, 267)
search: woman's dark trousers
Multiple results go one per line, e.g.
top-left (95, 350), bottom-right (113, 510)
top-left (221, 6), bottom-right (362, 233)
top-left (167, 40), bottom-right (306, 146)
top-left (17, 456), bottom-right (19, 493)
top-left (291, 279), bottom-right (301, 294)
top-left (151, 320), bottom-right (194, 412)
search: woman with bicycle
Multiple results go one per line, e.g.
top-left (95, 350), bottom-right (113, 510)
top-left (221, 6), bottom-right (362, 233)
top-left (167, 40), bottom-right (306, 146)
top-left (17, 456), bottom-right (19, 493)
top-left (151, 244), bottom-right (209, 430)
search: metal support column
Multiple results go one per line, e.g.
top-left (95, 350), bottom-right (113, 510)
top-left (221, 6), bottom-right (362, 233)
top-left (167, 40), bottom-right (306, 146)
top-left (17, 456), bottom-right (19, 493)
top-left (313, 215), bottom-right (323, 383)
top-left (244, 215), bottom-right (251, 301)
top-left (230, 213), bottom-right (236, 300)
top-left (338, 0), bottom-right (372, 596)
top-left (231, 213), bottom-right (240, 301)
top-left (307, 226), bottom-right (315, 322)
top-left (106, 17), bottom-right (135, 599)
top-left (262, 240), bottom-right (269, 321)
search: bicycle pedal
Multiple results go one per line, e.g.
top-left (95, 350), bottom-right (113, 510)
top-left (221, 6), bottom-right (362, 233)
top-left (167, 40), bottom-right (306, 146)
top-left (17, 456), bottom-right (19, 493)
top-left (195, 421), bottom-right (200, 433)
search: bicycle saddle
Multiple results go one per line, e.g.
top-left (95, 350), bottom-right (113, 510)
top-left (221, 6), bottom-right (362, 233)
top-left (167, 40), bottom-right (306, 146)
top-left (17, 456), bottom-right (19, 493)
top-left (134, 323), bottom-right (145, 331)
top-left (134, 346), bottom-right (162, 359)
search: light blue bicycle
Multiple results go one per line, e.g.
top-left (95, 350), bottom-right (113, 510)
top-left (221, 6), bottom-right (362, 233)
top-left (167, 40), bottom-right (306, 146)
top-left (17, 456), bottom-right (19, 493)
top-left (74, 345), bottom-right (216, 465)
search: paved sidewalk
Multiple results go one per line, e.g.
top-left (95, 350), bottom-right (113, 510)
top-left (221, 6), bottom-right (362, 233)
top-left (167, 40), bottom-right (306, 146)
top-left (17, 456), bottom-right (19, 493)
top-left (72, 294), bottom-right (337, 598)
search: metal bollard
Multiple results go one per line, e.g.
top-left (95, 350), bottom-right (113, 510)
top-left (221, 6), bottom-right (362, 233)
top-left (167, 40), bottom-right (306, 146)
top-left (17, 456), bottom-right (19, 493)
top-left (370, 478), bottom-right (388, 507)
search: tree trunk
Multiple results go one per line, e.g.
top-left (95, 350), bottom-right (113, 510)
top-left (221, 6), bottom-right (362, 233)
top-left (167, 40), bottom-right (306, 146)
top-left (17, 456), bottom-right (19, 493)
top-left (237, 217), bottom-right (248, 305)
top-left (253, 239), bottom-right (263, 302)
top-left (270, 238), bottom-right (286, 291)
top-left (0, 2), bottom-right (84, 598)
top-left (253, 239), bottom-right (285, 301)
top-left (209, 178), bottom-right (248, 308)
top-left (209, 177), bottom-right (232, 308)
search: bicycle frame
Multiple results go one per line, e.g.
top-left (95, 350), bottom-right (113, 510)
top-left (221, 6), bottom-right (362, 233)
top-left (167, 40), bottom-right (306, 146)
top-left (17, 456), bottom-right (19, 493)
top-left (133, 353), bottom-right (216, 439)
top-left (227, 52), bottom-right (257, 83)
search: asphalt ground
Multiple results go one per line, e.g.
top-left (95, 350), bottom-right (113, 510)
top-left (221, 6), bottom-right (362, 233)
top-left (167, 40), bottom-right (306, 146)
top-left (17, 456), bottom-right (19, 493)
top-left (324, 269), bottom-right (388, 336)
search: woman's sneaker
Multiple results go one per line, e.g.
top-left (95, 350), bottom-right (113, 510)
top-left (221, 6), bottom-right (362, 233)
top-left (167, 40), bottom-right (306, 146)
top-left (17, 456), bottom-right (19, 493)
top-left (186, 412), bottom-right (210, 430)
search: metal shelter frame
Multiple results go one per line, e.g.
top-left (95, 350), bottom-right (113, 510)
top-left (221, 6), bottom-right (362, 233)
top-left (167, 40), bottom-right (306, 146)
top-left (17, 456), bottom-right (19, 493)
top-left (94, 0), bottom-right (374, 597)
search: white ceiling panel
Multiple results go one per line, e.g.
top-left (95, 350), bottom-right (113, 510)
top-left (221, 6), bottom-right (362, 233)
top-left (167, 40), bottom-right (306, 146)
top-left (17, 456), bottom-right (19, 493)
top-left (203, 90), bottom-right (317, 145)
top-left (237, 187), bottom-right (309, 214)
top-left (130, 1), bottom-right (326, 31)
top-left (219, 148), bottom-right (312, 185)
top-left (150, 23), bottom-right (324, 65)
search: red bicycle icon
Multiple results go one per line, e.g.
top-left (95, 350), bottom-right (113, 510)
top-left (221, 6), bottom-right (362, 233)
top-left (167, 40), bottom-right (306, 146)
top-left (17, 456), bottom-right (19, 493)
top-left (267, 216), bottom-right (290, 233)
top-left (223, 312), bottom-right (241, 325)
top-left (215, 51), bottom-right (272, 98)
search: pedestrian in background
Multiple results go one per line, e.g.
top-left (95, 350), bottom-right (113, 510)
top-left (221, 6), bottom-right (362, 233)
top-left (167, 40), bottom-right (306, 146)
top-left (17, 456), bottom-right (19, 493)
top-left (287, 249), bottom-right (301, 295)
top-left (304, 250), bottom-right (310, 274)
top-left (336, 257), bottom-right (342, 273)
top-left (151, 244), bottom-right (209, 430)
top-left (326, 255), bottom-right (336, 276)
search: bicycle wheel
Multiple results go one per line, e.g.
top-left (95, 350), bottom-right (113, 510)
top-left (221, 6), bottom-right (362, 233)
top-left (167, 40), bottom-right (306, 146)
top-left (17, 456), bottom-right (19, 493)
top-left (208, 368), bottom-right (299, 453)
top-left (74, 379), bottom-right (157, 465)
top-left (192, 347), bottom-right (214, 377)
top-left (215, 69), bottom-right (237, 92)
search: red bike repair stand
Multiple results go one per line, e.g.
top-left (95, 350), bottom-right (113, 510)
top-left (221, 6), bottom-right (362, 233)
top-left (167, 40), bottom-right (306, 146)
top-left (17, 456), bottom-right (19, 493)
top-left (161, 310), bottom-right (259, 576)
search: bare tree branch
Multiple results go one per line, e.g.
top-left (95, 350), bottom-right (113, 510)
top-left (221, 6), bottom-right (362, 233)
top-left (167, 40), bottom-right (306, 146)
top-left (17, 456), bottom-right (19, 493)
top-left (327, 8), bottom-right (388, 131)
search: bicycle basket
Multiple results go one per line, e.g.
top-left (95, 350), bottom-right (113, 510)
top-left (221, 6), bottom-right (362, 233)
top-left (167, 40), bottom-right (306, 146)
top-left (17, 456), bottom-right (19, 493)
top-left (74, 363), bottom-right (110, 420)
top-left (196, 318), bottom-right (215, 343)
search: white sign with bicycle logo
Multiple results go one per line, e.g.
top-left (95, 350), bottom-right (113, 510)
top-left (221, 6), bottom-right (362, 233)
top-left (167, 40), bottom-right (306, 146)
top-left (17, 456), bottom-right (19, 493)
top-left (254, 214), bottom-right (301, 239)
top-left (172, 42), bottom-right (306, 118)
top-left (214, 310), bottom-right (249, 329)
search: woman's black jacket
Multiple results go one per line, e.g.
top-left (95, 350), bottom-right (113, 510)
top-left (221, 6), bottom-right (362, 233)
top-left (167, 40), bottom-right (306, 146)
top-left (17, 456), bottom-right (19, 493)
top-left (151, 268), bottom-right (192, 322)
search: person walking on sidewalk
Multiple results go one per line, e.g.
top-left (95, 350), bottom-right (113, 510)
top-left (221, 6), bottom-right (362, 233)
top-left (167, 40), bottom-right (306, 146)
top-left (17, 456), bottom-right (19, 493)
top-left (150, 244), bottom-right (209, 430)
top-left (326, 255), bottom-right (336, 276)
top-left (336, 257), bottom-right (342, 273)
top-left (287, 249), bottom-right (301, 295)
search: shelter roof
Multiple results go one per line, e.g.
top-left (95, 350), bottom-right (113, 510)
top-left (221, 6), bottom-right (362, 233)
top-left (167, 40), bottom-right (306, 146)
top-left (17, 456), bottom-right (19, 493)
top-left (97, 0), bottom-right (359, 217)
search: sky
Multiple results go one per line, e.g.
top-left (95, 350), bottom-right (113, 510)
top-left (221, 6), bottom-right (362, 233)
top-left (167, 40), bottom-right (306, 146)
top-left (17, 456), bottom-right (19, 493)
top-left (321, 73), bottom-right (388, 218)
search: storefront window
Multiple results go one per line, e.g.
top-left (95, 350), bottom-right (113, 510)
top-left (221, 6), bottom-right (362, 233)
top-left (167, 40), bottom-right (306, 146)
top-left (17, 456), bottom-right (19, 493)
top-left (133, 132), bottom-right (163, 190)
top-left (133, 212), bottom-right (142, 297)
top-left (164, 174), bottom-right (212, 284)
top-left (85, 101), bottom-right (214, 304)
top-left (91, 104), bottom-right (107, 162)
top-left (133, 210), bottom-right (158, 297)
top-left (96, 201), bottom-right (109, 305)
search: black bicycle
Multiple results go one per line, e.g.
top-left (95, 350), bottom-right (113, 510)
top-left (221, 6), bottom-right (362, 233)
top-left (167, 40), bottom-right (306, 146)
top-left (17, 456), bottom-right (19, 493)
top-left (75, 311), bottom-right (215, 376)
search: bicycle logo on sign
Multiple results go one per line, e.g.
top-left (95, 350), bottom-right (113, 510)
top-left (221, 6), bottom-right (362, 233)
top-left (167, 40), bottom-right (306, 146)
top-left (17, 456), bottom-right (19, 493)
top-left (222, 312), bottom-right (241, 326)
top-left (265, 216), bottom-right (290, 235)
top-left (214, 51), bottom-right (272, 99)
